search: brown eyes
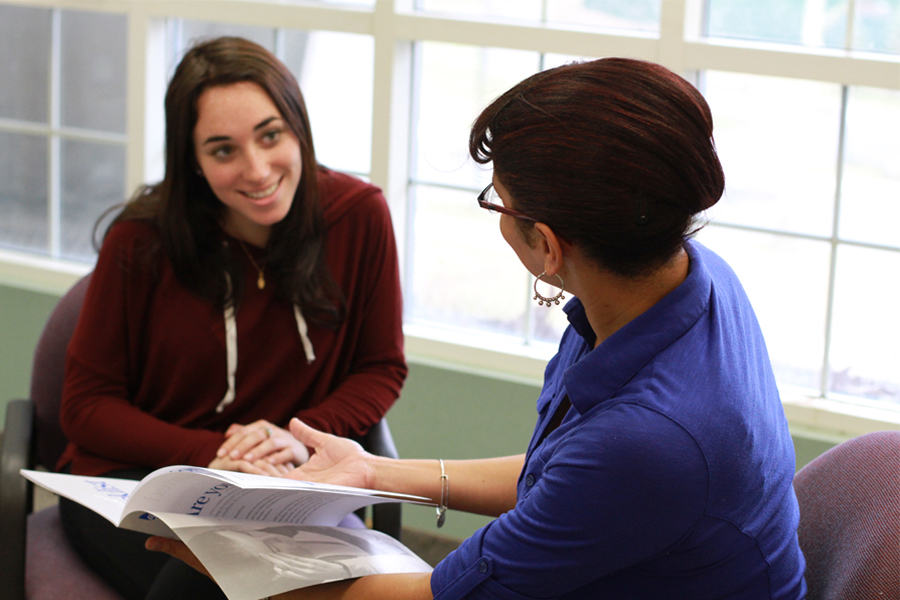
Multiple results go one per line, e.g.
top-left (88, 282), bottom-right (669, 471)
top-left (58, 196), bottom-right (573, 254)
top-left (208, 130), bottom-right (282, 159)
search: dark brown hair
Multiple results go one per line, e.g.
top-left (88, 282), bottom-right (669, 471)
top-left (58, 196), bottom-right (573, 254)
top-left (108, 36), bottom-right (341, 324)
top-left (470, 58), bottom-right (725, 278)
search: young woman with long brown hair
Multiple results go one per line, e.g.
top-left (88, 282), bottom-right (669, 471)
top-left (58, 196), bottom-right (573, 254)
top-left (58, 36), bottom-right (406, 600)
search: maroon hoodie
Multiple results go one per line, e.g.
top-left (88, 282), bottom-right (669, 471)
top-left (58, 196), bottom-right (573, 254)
top-left (59, 168), bottom-right (406, 475)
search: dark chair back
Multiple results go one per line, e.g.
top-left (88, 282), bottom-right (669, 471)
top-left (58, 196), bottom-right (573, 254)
top-left (1, 271), bottom-right (401, 599)
top-left (30, 272), bottom-right (93, 471)
top-left (0, 273), bottom-right (122, 600)
top-left (794, 430), bottom-right (900, 600)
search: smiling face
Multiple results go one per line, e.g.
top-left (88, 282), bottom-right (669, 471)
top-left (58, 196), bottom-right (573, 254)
top-left (193, 81), bottom-right (302, 246)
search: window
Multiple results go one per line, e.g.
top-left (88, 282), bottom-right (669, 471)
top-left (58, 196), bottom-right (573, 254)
top-left (696, 71), bottom-right (900, 405)
top-left (0, 5), bottom-right (127, 262)
top-left (1, 0), bottom-right (898, 420)
top-left (707, 0), bottom-right (900, 53)
top-left (407, 43), bottom-right (569, 349)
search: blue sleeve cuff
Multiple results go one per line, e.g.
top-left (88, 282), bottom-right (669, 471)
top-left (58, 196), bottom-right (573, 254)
top-left (432, 556), bottom-right (493, 600)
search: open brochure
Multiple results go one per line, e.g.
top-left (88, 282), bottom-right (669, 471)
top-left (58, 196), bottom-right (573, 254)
top-left (22, 466), bottom-right (434, 600)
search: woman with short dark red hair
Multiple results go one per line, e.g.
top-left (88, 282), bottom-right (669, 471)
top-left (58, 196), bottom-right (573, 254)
top-left (152, 57), bottom-right (807, 600)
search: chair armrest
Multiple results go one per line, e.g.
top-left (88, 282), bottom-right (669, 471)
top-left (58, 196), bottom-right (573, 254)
top-left (362, 418), bottom-right (399, 460)
top-left (361, 419), bottom-right (402, 540)
top-left (371, 501), bottom-right (402, 541)
top-left (0, 399), bottom-right (36, 600)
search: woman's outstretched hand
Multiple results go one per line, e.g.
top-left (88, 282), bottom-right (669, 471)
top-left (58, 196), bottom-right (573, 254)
top-left (287, 419), bottom-right (377, 490)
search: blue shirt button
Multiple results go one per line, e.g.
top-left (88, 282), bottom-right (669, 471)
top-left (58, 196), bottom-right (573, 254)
top-left (525, 473), bottom-right (535, 487)
top-left (478, 560), bottom-right (488, 574)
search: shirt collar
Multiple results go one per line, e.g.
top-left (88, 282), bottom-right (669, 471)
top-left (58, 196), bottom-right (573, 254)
top-left (562, 296), bottom-right (596, 347)
top-left (563, 240), bottom-right (713, 413)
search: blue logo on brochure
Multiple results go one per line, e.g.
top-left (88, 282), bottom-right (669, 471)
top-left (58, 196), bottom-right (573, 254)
top-left (139, 513), bottom-right (157, 521)
top-left (86, 480), bottom-right (129, 500)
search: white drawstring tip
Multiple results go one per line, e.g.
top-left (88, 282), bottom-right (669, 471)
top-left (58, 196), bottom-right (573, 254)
top-left (293, 304), bottom-right (316, 364)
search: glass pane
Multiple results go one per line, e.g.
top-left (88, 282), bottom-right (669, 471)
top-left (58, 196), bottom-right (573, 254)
top-left (839, 86), bottom-right (900, 248)
top-left (308, 0), bottom-right (373, 6)
top-left (543, 53), bottom-right (604, 68)
top-left (414, 0), bottom-right (542, 21)
top-left (706, 0), bottom-right (850, 49)
top-left (531, 290), bottom-right (571, 345)
top-left (60, 139), bottom-right (126, 261)
top-left (852, 0), bottom-right (900, 53)
top-left (414, 42), bottom-right (539, 191)
top-left (0, 5), bottom-right (51, 122)
top-left (696, 227), bottom-right (831, 392)
top-left (180, 21), bottom-right (276, 56)
top-left (407, 184), bottom-right (529, 338)
top-left (0, 132), bottom-right (48, 253)
top-left (702, 71), bottom-right (842, 237)
top-left (546, 0), bottom-right (661, 33)
top-left (60, 10), bottom-right (127, 133)
top-left (284, 30), bottom-right (374, 175)
top-left (829, 245), bottom-right (900, 404)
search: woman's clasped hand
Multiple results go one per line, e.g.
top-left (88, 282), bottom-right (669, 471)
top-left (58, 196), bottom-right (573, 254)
top-left (207, 419), bottom-right (311, 475)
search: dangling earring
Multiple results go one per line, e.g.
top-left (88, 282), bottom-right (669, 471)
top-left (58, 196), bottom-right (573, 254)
top-left (533, 272), bottom-right (566, 307)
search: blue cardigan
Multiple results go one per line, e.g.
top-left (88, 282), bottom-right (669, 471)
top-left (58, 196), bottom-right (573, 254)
top-left (431, 240), bottom-right (807, 599)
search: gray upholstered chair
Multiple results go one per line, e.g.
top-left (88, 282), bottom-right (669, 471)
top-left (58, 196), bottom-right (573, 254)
top-left (0, 273), bottom-right (401, 600)
top-left (793, 430), bottom-right (900, 600)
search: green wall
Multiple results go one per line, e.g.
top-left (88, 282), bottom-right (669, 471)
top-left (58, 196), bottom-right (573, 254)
top-left (0, 284), bottom-right (60, 411)
top-left (0, 282), bottom-right (839, 542)
top-left (385, 364), bottom-right (542, 539)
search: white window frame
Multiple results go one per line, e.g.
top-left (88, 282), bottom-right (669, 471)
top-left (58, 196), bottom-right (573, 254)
top-left (1, 0), bottom-right (898, 441)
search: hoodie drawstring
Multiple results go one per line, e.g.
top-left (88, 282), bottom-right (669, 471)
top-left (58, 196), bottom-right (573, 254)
top-left (215, 272), bottom-right (315, 414)
top-left (293, 304), bottom-right (316, 364)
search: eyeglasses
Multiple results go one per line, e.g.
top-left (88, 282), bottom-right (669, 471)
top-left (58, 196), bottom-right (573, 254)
top-left (477, 184), bottom-right (537, 223)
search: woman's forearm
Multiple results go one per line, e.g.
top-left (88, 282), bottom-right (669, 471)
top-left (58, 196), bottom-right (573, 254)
top-left (370, 454), bottom-right (524, 517)
top-left (275, 573), bottom-right (433, 600)
top-left (287, 420), bottom-right (522, 516)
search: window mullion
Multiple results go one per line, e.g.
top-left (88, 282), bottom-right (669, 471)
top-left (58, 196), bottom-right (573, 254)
top-left (844, 0), bottom-right (857, 50)
top-left (371, 0), bottom-right (413, 291)
top-left (819, 84), bottom-right (849, 399)
top-left (403, 42), bottom-right (423, 304)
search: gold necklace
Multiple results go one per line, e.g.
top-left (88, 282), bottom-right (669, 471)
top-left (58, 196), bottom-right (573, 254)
top-left (236, 238), bottom-right (266, 290)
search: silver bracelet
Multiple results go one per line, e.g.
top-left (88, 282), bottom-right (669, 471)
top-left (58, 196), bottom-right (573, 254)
top-left (436, 458), bottom-right (449, 528)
